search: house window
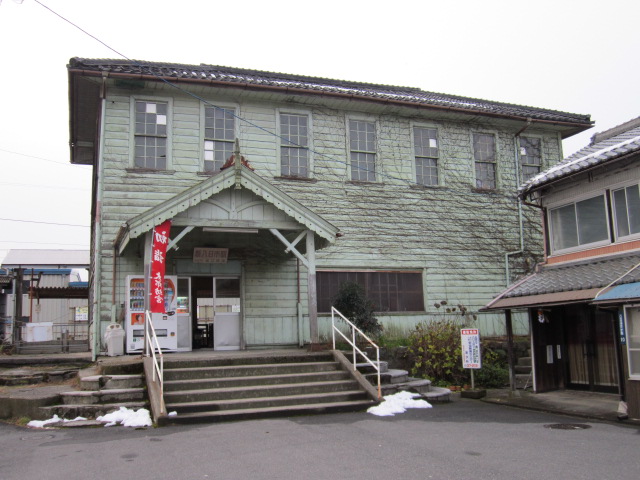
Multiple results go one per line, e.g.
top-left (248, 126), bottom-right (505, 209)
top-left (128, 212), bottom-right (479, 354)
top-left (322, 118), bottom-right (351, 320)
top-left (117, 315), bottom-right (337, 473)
top-left (349, 120), bottom-right (376, 182)
top-left (204, 106), bottom-right (235, 173)
top-left (414, 126), bottom-right (439, 186)
top-left (280, 113), bottom-right (309, 177)
top-left (473, 133), bottom-right (496, 189)
top-left (317, 271), bottom-right (424, 313)
top-left (519, 136), bottom-right (542, 182)
top-left (624, 307), bottom-right (640, 379)
top-left (134, 100), bottom-right (168, 170)
top-left (549, 194), bottom-right (609, 252)
top-left (612, 184), bottom-right (640, 239)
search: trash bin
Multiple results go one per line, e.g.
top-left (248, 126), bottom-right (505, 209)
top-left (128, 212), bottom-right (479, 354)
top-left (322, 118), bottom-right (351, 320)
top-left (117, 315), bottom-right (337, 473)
top-left (104, 323), bottom-right (125, 356)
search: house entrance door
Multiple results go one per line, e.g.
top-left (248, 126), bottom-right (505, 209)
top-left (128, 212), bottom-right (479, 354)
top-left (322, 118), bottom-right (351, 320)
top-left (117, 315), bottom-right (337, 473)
top-left (565, 308), bottom-right (618, 392)
top-left (212, 277), bottom-right (241, 351)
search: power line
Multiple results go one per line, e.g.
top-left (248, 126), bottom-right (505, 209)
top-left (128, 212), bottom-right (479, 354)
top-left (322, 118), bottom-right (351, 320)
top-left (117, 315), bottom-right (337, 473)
top-left (0, 181), bottom-right (90, 192)
top-left (0, 218), bottom-right (89, 228)
top-left (0, 147), bottom-right (90, 168)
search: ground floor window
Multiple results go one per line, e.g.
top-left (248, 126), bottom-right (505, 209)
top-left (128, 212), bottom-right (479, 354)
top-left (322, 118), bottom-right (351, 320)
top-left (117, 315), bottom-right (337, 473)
top-left (317, 270), bottom-right (424, 313)
top-left (625, 307), bottom-right (640, 379)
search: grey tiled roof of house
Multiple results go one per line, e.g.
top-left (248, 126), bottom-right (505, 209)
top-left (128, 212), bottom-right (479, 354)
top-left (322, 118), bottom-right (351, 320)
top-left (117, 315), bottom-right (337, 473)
top-left (520, 117), bottom-right (640, 198)
top-left (501, 252), bottom-right (640, 298)
top-left (68, 58), bottom-right (592, 127)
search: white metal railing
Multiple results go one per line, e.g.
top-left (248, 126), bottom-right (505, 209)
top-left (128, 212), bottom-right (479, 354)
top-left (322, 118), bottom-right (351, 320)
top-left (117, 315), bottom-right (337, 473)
top-left (144, 310), bottom-right (164, 397)
top-left (331, 307), bottom-right (381, 399)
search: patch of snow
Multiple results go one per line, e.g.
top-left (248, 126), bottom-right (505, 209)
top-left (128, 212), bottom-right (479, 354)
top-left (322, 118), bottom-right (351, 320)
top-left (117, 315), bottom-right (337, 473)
top-left (367, 391), bottom-right (432, 417)
top-left (96, 407), bottom-right (152, 428)
top-left (168, 411), bottom-right (177, 416)
top-left (27, 415), bottom-right (87, 428)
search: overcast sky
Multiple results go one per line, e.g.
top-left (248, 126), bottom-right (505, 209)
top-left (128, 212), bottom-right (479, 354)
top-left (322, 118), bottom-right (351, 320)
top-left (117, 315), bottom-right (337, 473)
top-left (1, 0), bottom-right (639, 264)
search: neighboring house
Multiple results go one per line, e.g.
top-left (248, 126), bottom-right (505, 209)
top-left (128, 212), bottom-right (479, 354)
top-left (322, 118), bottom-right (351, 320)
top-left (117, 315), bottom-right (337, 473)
top-left (485, 117), bottom-right (640, 419)
top-left (67, 58), bottom-right (592, 357)
top-left (1, 249), bottom-right (90, 352)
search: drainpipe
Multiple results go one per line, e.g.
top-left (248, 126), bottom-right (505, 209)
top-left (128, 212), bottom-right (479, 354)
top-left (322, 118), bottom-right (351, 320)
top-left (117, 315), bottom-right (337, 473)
top-left (92, 74), bottom-right (108, 360)
top-left (504, 120), bottom-right (532, 286)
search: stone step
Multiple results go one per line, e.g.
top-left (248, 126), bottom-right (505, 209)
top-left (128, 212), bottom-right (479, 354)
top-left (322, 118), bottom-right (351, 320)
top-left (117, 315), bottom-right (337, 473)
top-left (160, 398), bottom-right (375, 425)
top-left (165, 390), bottom-right (371, 415)
top-left (355, 361), bottom-right (388, 374)
top-left (517, 356), bottom-right (532, 367)
top-left (515, 365), bottom-right (532, 374)
top-left (41, 401), bottom-right (148, 420)
top-left (162, 352), bottom-right (334, 370)
top-left (163, 370), bottom-right (350, 392)
top-left (80, 374), bottom-right (144, 391)
top-left (516, 373), bottom-right (533, 389)
top-left (163, 362), bottom-right (341, 381)
top-left (60, 388), bottom-right (145, 405)
top-left (163, 380), bottom-right (359, 404)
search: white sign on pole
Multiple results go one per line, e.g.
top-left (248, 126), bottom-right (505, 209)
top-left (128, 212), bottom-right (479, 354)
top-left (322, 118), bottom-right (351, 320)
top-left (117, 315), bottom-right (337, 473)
top-left (461, 328), bottom-right (481, 369)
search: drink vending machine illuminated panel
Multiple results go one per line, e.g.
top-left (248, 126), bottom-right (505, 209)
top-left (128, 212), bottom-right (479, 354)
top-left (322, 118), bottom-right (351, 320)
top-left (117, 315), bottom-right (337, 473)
top-left (125, 275), bottom-right (178, 353)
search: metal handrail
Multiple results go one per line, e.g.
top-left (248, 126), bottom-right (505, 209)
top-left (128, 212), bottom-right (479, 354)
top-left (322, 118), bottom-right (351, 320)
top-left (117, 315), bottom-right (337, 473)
top-left (331, 306), bottom-right (381, 399)
top-left (144, 310), bottom-right (164, 397)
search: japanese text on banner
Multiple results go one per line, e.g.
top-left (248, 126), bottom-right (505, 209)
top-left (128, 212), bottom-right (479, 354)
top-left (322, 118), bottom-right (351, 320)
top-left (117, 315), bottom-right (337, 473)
top-left (149, 220), bottom-right (171, 313)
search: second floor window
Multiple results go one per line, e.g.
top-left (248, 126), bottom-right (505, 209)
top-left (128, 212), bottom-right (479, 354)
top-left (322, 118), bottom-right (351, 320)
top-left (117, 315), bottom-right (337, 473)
top-left (549, 194), bottom-right (609, 252)
top-left (613, 184), bottom-right (640, 239)
top-left (473, 133), bottom-right (496, 190)
top-left (414, 127), bottom-right (439, 186)
top-left (349, 120), bottom-right (376, 182)
top-left (204, 107), bottom-right (235, 173)
top-left (280, 113), bottom-right (309, 177)
top-left (519, 136), bottom-right (542, 183)
top-left (134, 100), bottom-right (168, 170)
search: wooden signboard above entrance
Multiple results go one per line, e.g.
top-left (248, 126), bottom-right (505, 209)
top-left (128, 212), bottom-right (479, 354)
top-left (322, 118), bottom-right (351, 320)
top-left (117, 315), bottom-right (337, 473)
top-left (193, 248), bottom-right (229, 264)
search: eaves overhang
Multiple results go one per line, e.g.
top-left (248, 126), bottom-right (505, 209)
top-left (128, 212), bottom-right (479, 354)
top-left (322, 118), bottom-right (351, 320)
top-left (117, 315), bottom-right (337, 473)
top-left (115, 166), bottom-right (339, 254)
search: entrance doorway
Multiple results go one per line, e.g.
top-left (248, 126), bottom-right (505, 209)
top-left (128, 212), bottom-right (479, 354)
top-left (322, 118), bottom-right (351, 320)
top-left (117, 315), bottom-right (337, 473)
top-left (192, 276), bottom-right (241, 350)
top-left (565, 308), bottom-right (618, 392)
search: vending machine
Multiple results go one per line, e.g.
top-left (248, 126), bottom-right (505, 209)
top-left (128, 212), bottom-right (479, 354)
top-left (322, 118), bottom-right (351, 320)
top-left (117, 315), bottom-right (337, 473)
top-left (125, 275), bottom-right (178, 353)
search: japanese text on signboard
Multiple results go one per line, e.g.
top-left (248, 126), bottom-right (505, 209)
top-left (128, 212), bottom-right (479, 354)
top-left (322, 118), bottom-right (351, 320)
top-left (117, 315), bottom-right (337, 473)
top-left (461, 328), bottom-right (481, 369)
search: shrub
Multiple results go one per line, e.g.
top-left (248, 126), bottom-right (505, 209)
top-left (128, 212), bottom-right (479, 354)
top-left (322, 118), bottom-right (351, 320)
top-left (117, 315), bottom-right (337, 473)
top-left (407, 319), bottom-right (469, 385)
top-left (332, 281), bottom-right (382, 337)
top-left (474, 349), bottom-right (509, 388)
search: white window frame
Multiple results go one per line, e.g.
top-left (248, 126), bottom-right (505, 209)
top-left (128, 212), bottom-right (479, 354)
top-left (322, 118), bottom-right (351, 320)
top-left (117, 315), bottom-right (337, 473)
top-left (611, 181), bottom-right (640, 242)
top-left (547, 191), bottom-right (611, 255)
top-left (347, 116), bottom-right (378, 183)
top-left (472, 131), bottom-right (498, 190)
top-left (129, 96), bottom-right (173, 171)
top-left (411, 122), bottom-right (441, 187)
top-left (518, 135), bottom-right (543, 183)
top-left (623, 306), bottom-right (640, 380)
top-left (200, 102), bottom-right (238, 174)
top-left (276, 108), bottom-right (313, 179)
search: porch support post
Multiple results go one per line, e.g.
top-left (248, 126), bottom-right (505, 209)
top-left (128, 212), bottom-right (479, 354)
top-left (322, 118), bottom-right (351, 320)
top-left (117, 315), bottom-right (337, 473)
top-left (505, 308), bottom-right (518, 395)
top-left (306, 230), bottom-right (318, 345)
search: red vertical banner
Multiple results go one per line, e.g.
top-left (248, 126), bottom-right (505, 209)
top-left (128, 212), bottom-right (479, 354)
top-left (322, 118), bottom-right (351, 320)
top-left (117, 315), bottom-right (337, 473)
top-left (149, 220), bottom-right (171, 313)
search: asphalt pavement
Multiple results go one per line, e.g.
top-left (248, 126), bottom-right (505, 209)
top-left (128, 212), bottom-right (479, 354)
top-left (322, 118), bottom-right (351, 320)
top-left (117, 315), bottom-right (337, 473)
top-left (1, 396), bottom-right (638, 480)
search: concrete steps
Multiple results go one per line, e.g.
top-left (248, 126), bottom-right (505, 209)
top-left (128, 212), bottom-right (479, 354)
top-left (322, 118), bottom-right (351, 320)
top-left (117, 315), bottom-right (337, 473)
top-left (516, 353), bottom-right (533, 389)
top-left (42, 370), bottom-right (147, 419)
top-left (159, 352), bottom-right (374, 425)
top-left (356, 359), bottom-right (451, 404)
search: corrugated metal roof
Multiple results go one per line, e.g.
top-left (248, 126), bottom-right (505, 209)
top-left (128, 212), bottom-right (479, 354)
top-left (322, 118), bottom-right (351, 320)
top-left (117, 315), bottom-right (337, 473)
top-left (68, 58), bottom-right (592, 128)
top-left (1, 249), bottom-right (89, 269)
top-left (520, 117), bottom-right (640, 198)
top-left (592, 282), bottom-right (640, 303)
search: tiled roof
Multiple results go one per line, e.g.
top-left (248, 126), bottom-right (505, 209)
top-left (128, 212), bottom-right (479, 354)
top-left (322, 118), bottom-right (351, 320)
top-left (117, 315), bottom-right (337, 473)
top-left (68, 58), bottom-right (592, 127)
top-left (501, 252), bottom-right (640, 299)
top-left (520, 117), bottom-right (640, 197)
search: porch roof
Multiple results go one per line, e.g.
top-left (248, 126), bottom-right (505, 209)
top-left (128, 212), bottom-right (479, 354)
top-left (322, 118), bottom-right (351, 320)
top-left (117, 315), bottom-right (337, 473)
top-left (592, 282), bottom-right (640, 305)
top-left (484, 252), bottom-right (640, 310)
top-left (115, 164), bottom-right (339, 253)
